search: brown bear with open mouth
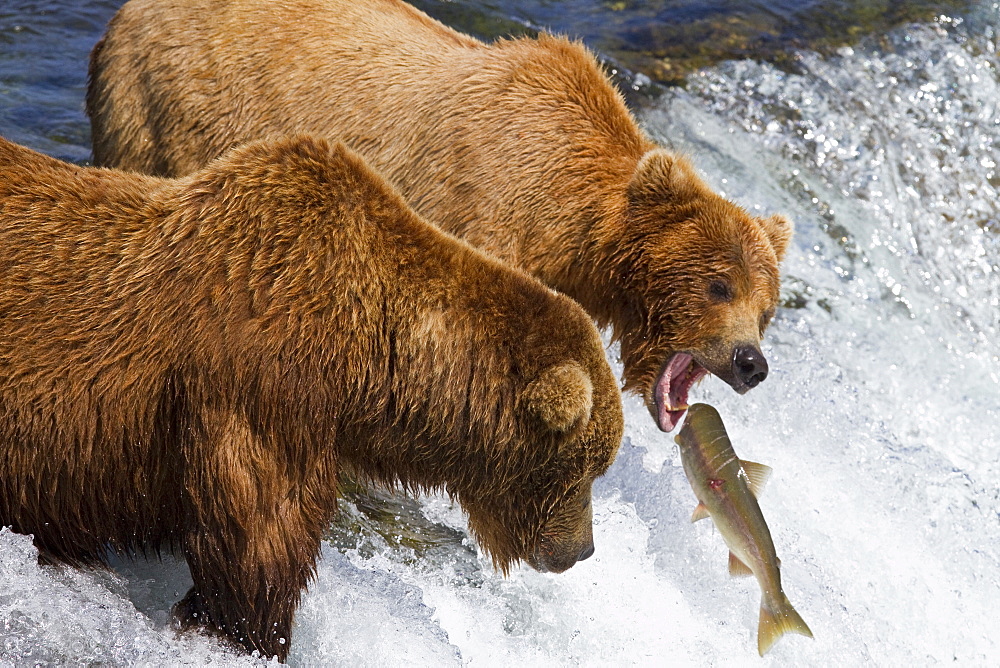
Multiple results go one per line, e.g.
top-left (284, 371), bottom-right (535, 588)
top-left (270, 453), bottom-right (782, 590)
top-left (0, 135), bottom-right (623, 660)
top-left (86, 0), bottom-right (792, 431)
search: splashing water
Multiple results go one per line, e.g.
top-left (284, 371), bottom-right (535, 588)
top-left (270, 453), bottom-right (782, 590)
top-left (2, 2), bottom-right (1000, 666)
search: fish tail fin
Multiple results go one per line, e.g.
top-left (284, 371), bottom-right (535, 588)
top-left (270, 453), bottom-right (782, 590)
top-left (758, 594), bottom-right (813, 656)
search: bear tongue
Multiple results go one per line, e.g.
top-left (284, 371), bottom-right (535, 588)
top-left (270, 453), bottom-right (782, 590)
top-left (654, 353), bottom-right (705, 432)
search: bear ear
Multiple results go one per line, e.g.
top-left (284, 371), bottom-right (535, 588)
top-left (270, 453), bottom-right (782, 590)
top-left (627, 149), bottom-right (693, 205)
top-left (522, 362), bottom-right (593, 433)
top-left (759, 213), bottom-right (793, 263)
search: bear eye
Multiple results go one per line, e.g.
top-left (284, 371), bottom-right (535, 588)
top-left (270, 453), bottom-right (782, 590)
top-left (708, 280), bottom-right (733, 303)
top-left (759, 308), bottom-right (775, 333)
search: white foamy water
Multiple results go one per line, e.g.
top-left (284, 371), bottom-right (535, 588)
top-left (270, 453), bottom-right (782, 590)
top-left (3, 4), bottom-right (1000, 666)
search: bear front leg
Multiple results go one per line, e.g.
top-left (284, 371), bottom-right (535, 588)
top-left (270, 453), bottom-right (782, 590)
top-left (177, 410), bottom-right (332, 661)
top-left (177, 521), bottom-right (321, 661)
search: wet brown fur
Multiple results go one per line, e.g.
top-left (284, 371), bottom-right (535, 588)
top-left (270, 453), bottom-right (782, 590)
top-left (86, 0), bottom-right (793, 417)
top-left (0, 135), bottom-right (622, 660)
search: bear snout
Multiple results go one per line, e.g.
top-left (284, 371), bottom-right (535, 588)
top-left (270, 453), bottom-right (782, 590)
top-left (732, 344), bottom-right (769, 391)
top-left (528, 486), bottom-right (597, 573)
top-left (530, 540), bottom-right (594, 573)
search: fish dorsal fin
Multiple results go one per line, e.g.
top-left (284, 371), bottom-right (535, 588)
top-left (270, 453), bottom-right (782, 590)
top-left (741, 460), bottom-right (772, 498)
top-left (729, 552), bottom-right (754, 577)
top-left (691, 502), bottom-right (710, 523)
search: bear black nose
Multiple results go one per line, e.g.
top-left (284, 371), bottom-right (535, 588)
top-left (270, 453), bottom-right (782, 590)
top-left (578, 543), bottom-right (595, 562)
top-left (733, 346), bottom-right (768, 389)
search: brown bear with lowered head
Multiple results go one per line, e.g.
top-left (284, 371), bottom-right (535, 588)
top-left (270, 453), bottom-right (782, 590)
top-left (87, 0), bottom-right (793, 433)
top-left (0, 135), bottom-right (623, 661)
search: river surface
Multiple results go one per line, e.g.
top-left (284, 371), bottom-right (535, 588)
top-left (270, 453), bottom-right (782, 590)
top-left (1, 1), bottom-right (999, 665)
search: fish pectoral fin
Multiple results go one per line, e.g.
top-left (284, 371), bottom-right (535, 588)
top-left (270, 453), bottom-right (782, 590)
top-left (690, 502), bottom-right (711, 523)
top-left (758, 595), bottom-right (814, 656)
top-left (741, 460), bottom-right (773, 498)
top-left (728, 552), bottom-right (754, 577)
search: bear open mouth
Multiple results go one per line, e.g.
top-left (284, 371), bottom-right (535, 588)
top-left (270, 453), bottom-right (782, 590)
top-left (653, 352), bottom-right (708, 432)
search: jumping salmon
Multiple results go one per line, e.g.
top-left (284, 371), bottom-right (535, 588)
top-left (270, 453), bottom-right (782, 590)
top-left (675, 403), bottom-right (813, 656)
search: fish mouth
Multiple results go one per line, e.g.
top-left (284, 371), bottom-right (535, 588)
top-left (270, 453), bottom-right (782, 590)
top-left (652, 352), bottom-right (709, 432)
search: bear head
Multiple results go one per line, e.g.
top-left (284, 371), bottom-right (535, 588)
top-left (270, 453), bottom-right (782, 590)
top-left (614, 149), bottom-right (792, 432)
top-left (457, 303), bottom-right (623, 575)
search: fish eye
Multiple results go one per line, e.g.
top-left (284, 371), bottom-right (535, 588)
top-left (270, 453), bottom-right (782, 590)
top-left (708, 280), bottom-right (733, 303)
